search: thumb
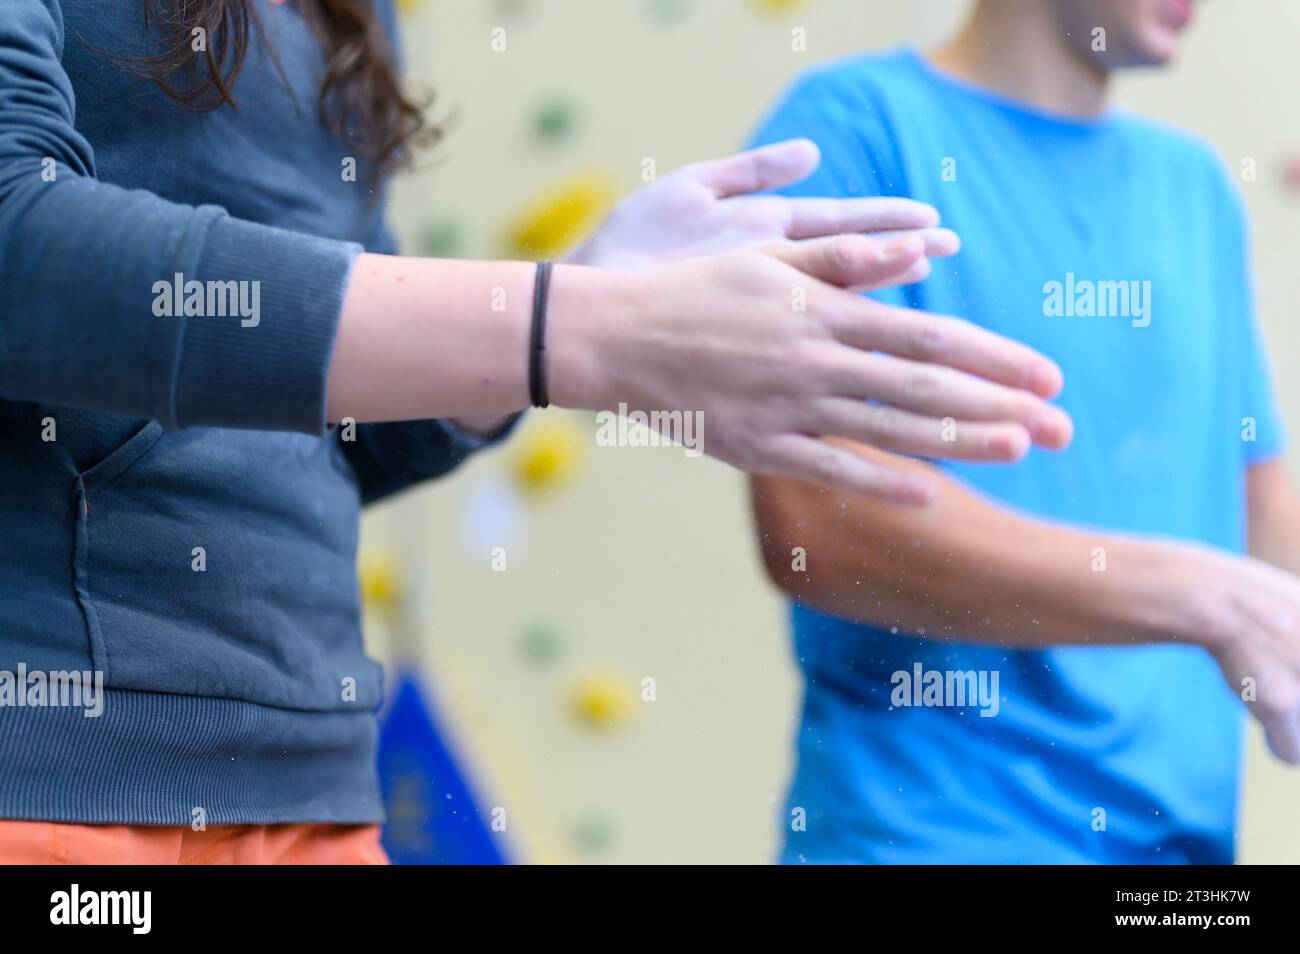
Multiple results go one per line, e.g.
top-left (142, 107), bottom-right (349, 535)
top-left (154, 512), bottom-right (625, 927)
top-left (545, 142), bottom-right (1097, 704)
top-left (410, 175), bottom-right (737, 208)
top-left (681, 139), bottom-right (821, 198)
top-left (761, 233), bottom-right (927, 290)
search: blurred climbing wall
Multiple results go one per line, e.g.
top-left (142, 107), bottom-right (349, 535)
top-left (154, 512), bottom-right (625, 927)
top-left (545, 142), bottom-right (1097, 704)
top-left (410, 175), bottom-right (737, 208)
top-left (365, 0), bottom-right (1300, 863)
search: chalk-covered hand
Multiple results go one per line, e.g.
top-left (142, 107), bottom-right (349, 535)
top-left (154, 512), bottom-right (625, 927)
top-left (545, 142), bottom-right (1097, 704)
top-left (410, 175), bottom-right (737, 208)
top-left (565, 139), bottom-right (960, 271)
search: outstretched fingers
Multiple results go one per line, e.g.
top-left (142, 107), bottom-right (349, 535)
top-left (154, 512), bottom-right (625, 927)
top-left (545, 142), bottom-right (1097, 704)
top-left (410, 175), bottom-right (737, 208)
top-left (832, 297), bottom-right (1066, 401)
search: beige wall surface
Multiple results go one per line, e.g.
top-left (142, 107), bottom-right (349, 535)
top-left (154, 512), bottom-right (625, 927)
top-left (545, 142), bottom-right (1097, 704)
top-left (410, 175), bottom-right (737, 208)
top-left (367, 0), bottom-right (1300, 863)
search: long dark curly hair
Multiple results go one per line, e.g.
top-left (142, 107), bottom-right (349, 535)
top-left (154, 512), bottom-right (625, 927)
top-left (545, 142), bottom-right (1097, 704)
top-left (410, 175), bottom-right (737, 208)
top-left (125, 0), bottom-right (437, 173)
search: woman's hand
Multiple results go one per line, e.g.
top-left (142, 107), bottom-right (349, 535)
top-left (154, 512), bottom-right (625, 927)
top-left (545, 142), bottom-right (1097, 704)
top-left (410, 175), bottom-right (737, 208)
top-left (548, 234), bottom-right (1073, 504)
top-left (331, 231), bottom-right (1070, 507)
top-left (564, 139), bottom-right (960, 271)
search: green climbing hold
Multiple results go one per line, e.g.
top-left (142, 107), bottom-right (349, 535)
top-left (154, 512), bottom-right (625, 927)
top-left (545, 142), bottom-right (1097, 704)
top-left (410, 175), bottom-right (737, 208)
top-left (417, 220), bottom-right (464, 259)
top-left (519, 621), bottom-right (564, 665)
top-left (534, 97), bottom-right (578, 142)
top-left (572, 813), bottom-right (617, 854)
top-left (647, 0), bottom-right (694, 26)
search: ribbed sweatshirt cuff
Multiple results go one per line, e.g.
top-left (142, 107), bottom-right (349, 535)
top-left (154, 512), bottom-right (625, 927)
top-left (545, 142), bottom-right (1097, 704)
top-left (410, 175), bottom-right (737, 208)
top-left (171, 214), bottom-right (362, 435)
top-left (0, 689), bottom-right (384, 825)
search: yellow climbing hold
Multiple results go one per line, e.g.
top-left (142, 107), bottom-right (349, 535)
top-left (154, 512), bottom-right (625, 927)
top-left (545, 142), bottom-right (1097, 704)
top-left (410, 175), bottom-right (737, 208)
top-left (357, 549), bottom-right (404, 612)
top-left (752, 0), bottom-right (810, 14)
top-left (504, 173), bottom-right (615, 260)
top-left (509, 415), bottom-right (587, 497)
top-left (568, 674), bottom-right (637, 731)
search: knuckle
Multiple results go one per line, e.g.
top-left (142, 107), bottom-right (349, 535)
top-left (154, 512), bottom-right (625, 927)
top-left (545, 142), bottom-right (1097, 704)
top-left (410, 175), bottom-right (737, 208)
top-left (861, 402), bottom-right (895, 438)
top-left (908, 319), bottom-right (947, 358)
top-left (789, 340), bottom-right (835, 382)
top-left (882, 472), bottom-right (914, 501)
top-left (828, 236), bottom-right (859, 275)
top-left (903, 370), bottom-right (938, 406)
top-left (833, 233), bottom-right (880, 275)
top-left (846, 296), bottom-right (885, 332)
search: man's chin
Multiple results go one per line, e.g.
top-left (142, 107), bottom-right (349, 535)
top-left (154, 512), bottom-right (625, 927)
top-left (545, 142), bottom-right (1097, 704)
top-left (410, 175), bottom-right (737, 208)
top-left (1139, 29), bottom-right (1187, 66)
top-left (1102, 42), bottom-right (1181, 70)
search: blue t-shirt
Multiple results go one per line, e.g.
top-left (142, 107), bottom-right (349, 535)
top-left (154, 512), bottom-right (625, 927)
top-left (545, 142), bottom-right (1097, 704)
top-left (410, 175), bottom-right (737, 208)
top-left (749, 48), bottom-right (1285, 864)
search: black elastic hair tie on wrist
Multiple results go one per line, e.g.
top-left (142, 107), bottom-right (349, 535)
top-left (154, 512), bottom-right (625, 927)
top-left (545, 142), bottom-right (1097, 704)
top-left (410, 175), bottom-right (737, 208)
top-left (529, 260), bottom-right (554, 409)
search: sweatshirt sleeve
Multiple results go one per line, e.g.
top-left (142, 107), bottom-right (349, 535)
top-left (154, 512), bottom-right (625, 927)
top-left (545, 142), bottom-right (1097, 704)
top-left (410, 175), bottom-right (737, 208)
top-left (0, 0), bottom-right (359, 435)
top-left (339, 415), bottom-right (524, 505)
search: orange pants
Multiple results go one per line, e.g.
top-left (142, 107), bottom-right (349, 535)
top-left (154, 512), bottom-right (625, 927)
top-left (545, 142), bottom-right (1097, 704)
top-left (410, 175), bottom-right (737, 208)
top-left (0, 821), bottom-right (389, 865)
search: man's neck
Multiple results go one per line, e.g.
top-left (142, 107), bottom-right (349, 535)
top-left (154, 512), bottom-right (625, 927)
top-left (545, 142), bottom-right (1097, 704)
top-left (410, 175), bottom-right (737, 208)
top-left (927, 3), bottom-right (1111, 118)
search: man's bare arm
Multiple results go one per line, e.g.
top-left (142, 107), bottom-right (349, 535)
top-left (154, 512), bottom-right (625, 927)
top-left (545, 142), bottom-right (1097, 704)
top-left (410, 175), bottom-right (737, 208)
top-left (751, 440), bottom-right (1300, 759)
top-left (1247, 459), bottom-right (1300, 577)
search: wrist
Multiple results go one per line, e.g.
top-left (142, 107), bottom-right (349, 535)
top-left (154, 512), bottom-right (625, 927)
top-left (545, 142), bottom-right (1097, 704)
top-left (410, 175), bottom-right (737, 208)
top-left (1107, 538), bottom-right (1223, 648)
top-left (544, 264), bottom-right (641, 411)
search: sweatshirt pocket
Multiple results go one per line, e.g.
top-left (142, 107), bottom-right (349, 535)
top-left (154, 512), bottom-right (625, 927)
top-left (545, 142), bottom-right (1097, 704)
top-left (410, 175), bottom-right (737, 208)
top-left (72, 427), bottom-right (382, 712)
top-left (77, 421), bottom-right (165, 490)
top-left (71, 421), bottom-right (166, 675)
